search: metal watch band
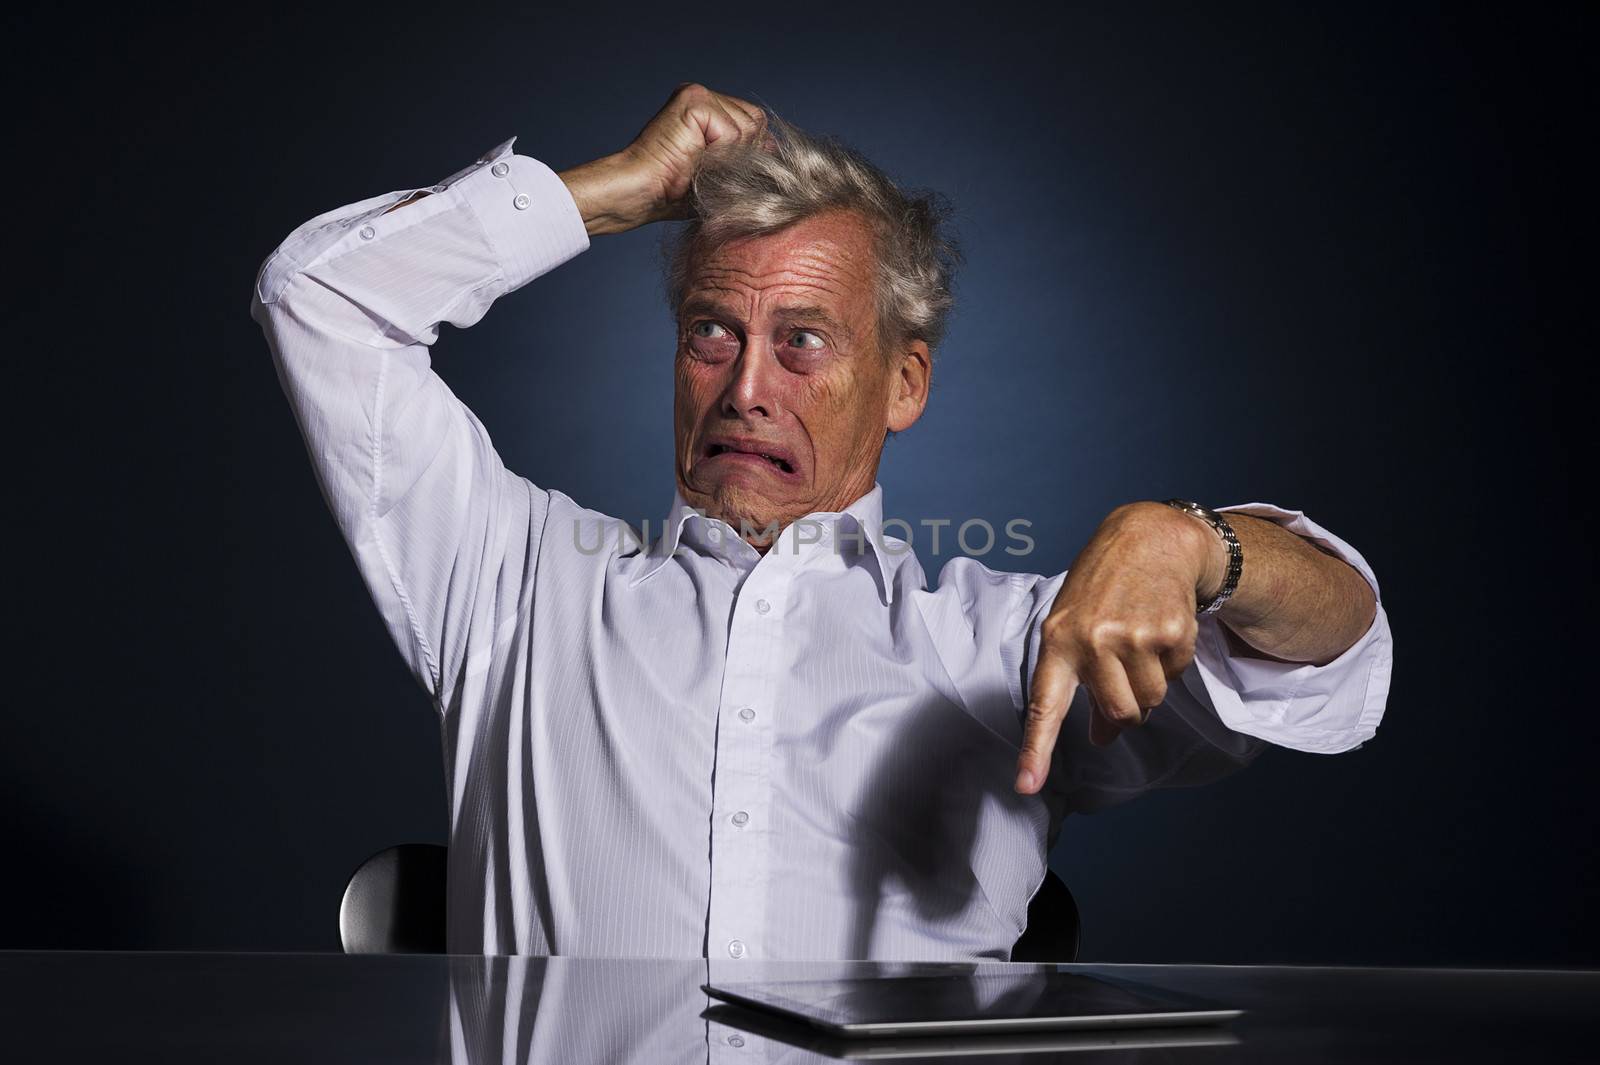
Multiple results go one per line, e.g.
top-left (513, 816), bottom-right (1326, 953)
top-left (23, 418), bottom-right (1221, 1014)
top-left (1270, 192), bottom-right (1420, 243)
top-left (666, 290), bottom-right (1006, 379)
top-left (1162, 499), bottom-right (1243, 615)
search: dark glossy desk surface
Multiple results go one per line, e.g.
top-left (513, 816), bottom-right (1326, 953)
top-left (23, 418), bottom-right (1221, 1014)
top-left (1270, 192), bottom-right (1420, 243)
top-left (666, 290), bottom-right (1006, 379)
top-left (4, 951), bottom-right (1595, 1063)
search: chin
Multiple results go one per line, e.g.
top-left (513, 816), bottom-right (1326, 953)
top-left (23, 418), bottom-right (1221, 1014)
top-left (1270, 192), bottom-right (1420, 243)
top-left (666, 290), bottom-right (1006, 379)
top-left (694, 480), bottom-right (789, 538)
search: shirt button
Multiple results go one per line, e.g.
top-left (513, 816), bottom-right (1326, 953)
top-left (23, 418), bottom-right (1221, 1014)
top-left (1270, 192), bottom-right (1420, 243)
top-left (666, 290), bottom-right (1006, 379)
top-left (732, 811), bottom-right (749, 827)
top-left (754, 598), bottom-right (771, 614)
top-left (491, 161), bottom-right (510, 178)
top-left (728, 939), bottom-right (746, 959)
top-left (513, 193), bottom-right (531, 210)
top-left (738, 707), bottom-right (756, 723)
top-left (358, 225), bottom-right (375, 240)
top-left (727, 1034), bottom-right (746, 1048)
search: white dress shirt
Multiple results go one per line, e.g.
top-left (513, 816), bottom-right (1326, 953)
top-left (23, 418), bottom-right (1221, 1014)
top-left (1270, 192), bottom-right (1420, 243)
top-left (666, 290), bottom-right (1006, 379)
top-left (249, 136), bottom-right (1393, 961)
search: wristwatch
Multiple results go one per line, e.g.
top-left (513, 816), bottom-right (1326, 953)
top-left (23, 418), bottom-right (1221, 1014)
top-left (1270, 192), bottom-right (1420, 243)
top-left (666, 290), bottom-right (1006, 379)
top-left (1162, 499), bottom-right (1243, 615)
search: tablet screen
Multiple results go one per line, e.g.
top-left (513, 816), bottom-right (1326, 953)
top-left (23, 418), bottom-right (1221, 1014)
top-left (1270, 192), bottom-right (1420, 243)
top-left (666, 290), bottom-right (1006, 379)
top-left (704, 970), bottom-right (1240, 1035)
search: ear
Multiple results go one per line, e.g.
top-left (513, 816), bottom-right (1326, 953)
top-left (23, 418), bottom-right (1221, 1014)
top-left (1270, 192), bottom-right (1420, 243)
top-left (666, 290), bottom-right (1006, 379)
top-left (886, 339), bottom-right (932, 433)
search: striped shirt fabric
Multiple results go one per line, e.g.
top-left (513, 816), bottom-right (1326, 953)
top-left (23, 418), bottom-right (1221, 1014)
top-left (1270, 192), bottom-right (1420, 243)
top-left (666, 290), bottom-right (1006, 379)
top-left (249, 136), bottom-right (1393, 960)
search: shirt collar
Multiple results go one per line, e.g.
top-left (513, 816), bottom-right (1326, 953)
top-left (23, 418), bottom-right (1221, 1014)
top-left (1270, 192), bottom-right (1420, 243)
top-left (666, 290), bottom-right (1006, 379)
top-left (628, 481), bottom-right (909, 605)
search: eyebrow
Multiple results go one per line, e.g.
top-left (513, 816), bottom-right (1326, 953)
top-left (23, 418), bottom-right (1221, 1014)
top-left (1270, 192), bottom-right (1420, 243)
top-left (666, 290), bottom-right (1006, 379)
top-left (678, 298), bottom-right (857, 343)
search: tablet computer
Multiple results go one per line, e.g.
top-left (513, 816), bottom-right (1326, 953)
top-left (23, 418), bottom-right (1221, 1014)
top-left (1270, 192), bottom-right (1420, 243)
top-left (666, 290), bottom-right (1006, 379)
top-left (702, 969), bottom-right (1242, 1037)
top-left (701, 1003), bottom-right (1241, 1059)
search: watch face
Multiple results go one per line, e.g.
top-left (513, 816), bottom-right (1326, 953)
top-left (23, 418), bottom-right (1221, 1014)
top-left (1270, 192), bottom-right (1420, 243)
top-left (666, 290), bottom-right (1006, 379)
top-left (1163, 499), bottom-right (1218, 523)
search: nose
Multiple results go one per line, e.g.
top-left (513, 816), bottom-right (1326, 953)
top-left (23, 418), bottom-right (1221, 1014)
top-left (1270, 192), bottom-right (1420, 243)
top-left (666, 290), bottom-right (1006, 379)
top-left (719, 335), bottom-right (782, 421)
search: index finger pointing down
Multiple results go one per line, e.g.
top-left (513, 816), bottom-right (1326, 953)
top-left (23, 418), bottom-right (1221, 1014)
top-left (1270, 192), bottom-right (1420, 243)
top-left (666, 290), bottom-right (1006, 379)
top-left (1016, 646), bottom-right (1079, 795)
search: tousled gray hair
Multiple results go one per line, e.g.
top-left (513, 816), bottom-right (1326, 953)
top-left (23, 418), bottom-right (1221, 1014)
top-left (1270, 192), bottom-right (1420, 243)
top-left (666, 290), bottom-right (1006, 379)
top-left (663, 110), bottom-right (961, 357)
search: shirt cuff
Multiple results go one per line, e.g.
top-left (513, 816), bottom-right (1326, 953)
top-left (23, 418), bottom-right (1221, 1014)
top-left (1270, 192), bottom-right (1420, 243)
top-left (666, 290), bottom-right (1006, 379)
top-left (1181, 503), bottom-right (1394, 754)
top-left (445, 135), bottom-right (590, 293)
top-left (253, 135), bottom-right (590, 332)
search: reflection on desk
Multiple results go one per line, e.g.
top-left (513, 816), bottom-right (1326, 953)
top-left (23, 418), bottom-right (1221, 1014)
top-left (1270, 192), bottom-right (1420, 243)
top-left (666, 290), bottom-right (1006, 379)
top-left (5, 952), bottom-right (1597, 1062)
top-left (700, 1001), bottom-right (1238, 1059)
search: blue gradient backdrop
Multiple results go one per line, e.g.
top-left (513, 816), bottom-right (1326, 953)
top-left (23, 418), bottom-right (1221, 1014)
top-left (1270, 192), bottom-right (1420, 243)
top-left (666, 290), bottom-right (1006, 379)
top-left (12, 4), bottom-right (1593, 963)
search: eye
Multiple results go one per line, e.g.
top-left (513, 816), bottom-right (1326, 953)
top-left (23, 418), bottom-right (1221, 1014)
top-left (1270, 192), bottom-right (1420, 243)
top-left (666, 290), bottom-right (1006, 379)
top-left (787, 330), bottom-right (825, 350)
top-left (691, 321), bottom-right (729, 339)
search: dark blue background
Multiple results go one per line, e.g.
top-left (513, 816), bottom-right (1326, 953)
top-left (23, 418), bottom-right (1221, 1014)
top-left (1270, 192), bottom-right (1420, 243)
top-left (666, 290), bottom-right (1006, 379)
top-left (12, 3), bottom-right (1594, 964)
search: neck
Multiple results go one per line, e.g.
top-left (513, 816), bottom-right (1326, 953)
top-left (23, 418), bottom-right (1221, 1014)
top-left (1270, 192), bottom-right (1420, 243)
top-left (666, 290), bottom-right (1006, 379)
top-left (682, 474), bottom-right (879, 555)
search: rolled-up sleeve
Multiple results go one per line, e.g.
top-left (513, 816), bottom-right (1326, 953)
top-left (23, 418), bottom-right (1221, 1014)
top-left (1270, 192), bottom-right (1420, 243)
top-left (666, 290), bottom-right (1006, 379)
top-left (1186, 503), bottom-right (1393, 754)
top-left (997, 503), bottom-right (1392, 813)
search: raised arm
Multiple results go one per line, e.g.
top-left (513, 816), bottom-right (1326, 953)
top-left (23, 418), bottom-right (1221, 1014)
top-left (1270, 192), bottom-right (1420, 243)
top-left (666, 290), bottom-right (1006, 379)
top-left (247, 84), bottom-right (769, 706)
top-left (248, 137), bottom-right (588, 704)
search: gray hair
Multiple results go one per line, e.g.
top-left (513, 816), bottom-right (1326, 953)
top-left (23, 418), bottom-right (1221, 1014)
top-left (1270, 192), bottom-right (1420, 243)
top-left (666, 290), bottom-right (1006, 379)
top-left (662, 110), bottom-right (961, 358)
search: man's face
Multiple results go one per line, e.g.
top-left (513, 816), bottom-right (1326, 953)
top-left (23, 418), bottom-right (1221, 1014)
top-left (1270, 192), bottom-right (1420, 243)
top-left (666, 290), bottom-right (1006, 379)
top-left (673, 208), bottom-right (930, 548)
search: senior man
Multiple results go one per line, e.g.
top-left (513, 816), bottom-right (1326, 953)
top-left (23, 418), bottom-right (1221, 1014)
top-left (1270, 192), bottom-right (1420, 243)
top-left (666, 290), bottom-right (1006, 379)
top-left (250, 85), bottom-right (1391, 960)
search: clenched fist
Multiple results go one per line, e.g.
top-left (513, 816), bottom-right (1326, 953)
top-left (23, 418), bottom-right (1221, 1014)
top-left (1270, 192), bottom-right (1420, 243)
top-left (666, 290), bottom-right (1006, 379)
top-left (558, 83), bottom-right (771, 236)
top-left (1014, 501), bottom-right (1230, 795)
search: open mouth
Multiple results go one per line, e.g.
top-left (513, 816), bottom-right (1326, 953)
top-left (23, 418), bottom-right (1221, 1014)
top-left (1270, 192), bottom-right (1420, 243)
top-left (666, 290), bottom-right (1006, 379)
top-left (705, 442), bottom-right (796, 475)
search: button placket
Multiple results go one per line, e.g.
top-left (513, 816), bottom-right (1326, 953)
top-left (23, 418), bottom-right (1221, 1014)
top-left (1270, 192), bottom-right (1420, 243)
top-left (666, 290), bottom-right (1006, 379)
top-left (704, 564), bottom-right (788, 962)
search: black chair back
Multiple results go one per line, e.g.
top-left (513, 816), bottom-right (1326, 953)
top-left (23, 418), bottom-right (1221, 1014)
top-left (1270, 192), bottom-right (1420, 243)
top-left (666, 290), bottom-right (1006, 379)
top-left (1012, 869), bottom-right (1082, 962)
top-left (339, 843), bottom-right (447, 953)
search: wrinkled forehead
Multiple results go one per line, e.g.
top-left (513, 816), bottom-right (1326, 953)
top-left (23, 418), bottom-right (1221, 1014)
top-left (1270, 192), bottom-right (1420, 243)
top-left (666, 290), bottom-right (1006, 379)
top-left (679, 209), bottom-right (879, 322)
